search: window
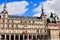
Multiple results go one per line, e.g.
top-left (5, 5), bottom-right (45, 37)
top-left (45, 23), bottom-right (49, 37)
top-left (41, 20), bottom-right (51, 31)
top-left (3, 14), bottom-right (5, 19)
top-left (14, 20), bottom-right (19, 23)
top-left (23, 21), bottom-right (27, 27)
top-left (2, 30), bottom-right (4, 33)
top-left (18, 24), bottom-right (20, 28)
top-left (16, 24), bottom-right (18, 28)
top-left (37, 29), bottom-right (39, 33)
top-left (21, 20), bottom-right (22, 23)
top-left (30, 21), bottom-right (33, 23)
top-left (12, 24), bottom-right (14, 28)
top-left (29, 20), bottom-right (30, 23)
top-left (14, 24), bottom-right (16, 28)
top-left (1, 24), bottom-right (4, 28)
top-left (16, 30), bottom-right (18, 33)
top-left (18, 20), bottom-right (20, 23)
top-left (7, 24), bottom-right (9, 28)
top-left (5, 24), bottom-right (8, 28)
top-left (9, 24), bottom-right (12, 28)
top-left (9, 20), bottom-right (12, 23)
top-left (5, 20), bottom-right (7, 23)
top-left (8, 20), bottom-right (9, 23)
top-left (3, 20), bottom-right (5, 22)
top-left (33, 21), bottom-right (34, 23)
top-left (6, 30), bottom-right (8, 33)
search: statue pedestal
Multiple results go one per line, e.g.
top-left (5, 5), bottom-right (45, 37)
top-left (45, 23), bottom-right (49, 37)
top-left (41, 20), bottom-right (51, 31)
top-left (50, 28), bottom-right (59, 40)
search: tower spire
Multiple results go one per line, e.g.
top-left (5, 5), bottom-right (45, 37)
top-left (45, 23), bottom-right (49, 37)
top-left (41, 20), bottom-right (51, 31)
top-left (40, 3), bottom-right (44, 19)
top-left (1, 0), bottom-right (8, 14)
top-left (41, 3), bottom-right (44, 16)
top-left (3, 0), bottom-right (7, 11)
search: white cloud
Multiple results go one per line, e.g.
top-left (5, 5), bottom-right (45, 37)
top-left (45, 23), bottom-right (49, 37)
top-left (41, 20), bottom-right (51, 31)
top-left (33, 3), bottom-right (37, 7)
top-left (33, 13), bottom-right (41, 17)
top-left (0, 1), bottom-right (29, 15)
top-left (33, 0), bottom-right (60, 18)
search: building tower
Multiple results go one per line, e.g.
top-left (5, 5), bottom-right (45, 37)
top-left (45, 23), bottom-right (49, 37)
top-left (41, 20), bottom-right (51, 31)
top-left (1, 0), bottom-right (8, 19)
top-left (1, 1), bottom-right (8, 28)
top-left (40, 3), bottom-right (47, 24)
top-left (40, 3), bottom-right (46, 20)
top-left (40, 3), bottom-right (47, 35)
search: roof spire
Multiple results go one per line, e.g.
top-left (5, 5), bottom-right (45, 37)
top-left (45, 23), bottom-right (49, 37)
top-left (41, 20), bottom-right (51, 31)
top-left (41, 3), bottom-right (44, 16)
top-left (1, 0), bottom-right (8, 14)
top-left (40, 3), bottom-right (44, 19)
top-left (3, 0), bottom-right (7, 11)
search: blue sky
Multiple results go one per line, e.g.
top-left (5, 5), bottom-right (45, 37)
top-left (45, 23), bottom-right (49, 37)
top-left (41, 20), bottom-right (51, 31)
top-left (0, 0), bottom-right (59, 18)
top-left (0, 0), bottom-right (46, 4)
top-left (0, 0), bottom-right (46, 16)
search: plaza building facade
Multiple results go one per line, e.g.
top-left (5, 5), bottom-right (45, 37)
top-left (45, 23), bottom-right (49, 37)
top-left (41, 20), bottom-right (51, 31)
top-left (0, 2), bottom-right (60, 40)
top-left (0, 3), bottom-right (48, 40)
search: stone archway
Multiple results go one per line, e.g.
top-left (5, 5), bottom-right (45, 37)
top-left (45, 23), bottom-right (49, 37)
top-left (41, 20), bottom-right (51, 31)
top-left (29, 35), bottom-right (32, 39)
top-left (1, 35), bottom-right (5, 40)
top-left (11, 35), bottom-right (14, 40)
top-left (20, 34), bottom-right (23, 40)
top-left (33, 35), bottom-right (36, 40)
top-left (15, 35), bottom-right (18, 40)
top-left (37, 35), bottom-right (40, 40)
top-left (24, 34), bottom-right (27, 40)
top-left (6, 35), bottom-right (9, 40)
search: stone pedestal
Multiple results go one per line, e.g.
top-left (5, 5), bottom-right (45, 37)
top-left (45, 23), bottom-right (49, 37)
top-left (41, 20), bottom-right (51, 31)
top-left (50, 28), bottom-right (59, 40)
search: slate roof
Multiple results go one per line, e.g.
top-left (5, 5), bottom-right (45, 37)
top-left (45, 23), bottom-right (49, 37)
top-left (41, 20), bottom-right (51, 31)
top-left (8, 15), bottom-right (41, 20)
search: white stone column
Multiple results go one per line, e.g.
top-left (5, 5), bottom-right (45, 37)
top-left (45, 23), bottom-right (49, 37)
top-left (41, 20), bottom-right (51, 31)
top-left (23, 35), bottom-right (25, 40)
top-left (5, 34), bottom-right (6, 40)
top-left (0, 35), bottom-right (1, 40)
top-left (36, 34), bottom-right (37, 40)
top-left (9, 34), bottom-right (11, 40)
top-left (19, 34), bottom-right (20, 40)
top-left (32, 35), bottom-right (33, 39)
top-left (14, 35), bottom-right (15, 40)
top-left (27, 34), bottom-right (29, 40)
